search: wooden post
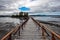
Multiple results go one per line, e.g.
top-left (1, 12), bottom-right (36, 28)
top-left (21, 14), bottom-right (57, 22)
top-left (21, 24), bottom-right (23, 30)
top-left (18, 27), bottom-right (20, 36)
top-left (42, 27), bottom-right (45, 36)
top-left (8, 34), bottom-right (11, 40)
top-left (51, 33), bottom-right (56, 40)
top-left (41, 26), bottom-right (46, 39)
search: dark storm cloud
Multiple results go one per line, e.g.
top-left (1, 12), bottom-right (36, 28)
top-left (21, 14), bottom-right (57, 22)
top-left (0, 5), bottom-right (15, 11)
top-left (0, 5), bottom-right (6, 10)
top-left (0, 0), bottom-right (19, 11)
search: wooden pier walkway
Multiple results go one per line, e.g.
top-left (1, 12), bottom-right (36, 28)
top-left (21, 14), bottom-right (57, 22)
top-left (1, 17), bottom-right (60, 40)
top-left (15, 18), bottom-right (49, 40)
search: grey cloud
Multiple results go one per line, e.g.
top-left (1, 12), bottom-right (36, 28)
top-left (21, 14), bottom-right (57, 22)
top-left (0, 5), bottom-right (5, 8)
top-left (0, 0), bottom-right (19, 11)
top-left (0, 0), bottom-right (60, 13)
top-left (0, 0), bottom-right (19, 5)
top-left (30, 0), bottom-right (60, 12)
top-left (0, 5), bottom-right (6, 10)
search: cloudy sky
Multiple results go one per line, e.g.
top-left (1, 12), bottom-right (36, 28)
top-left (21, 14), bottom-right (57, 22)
top-left (0, 0), bottom-right (60, 15)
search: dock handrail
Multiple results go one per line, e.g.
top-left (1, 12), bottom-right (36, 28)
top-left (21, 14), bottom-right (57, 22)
top-left (31, 17), bottom-right (60, 40)
top-left (1, 19), bottom-right (29, 40)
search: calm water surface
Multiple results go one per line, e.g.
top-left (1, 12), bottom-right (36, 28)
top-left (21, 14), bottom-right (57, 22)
top-left (0, 17), bottom-right (60, 24)
top-left (33, 16), bottom-right (60, 22)
top-left (0, 17), bottom-right (22, 24)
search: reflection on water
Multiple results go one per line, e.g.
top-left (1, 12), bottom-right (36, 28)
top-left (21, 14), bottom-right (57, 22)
top-left (0, 17), bottom-right (21, 24)
top-left (33, 16), bottom-right (60, 22)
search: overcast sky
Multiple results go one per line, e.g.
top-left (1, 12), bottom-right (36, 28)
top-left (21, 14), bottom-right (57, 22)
top-left (0, 0), bottom-right (60, 15)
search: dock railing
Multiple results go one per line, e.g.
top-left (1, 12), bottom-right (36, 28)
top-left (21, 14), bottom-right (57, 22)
top-left (1, 19), bottom-right (29, 40)
top-left (31, 17), bottom-right (60, 40)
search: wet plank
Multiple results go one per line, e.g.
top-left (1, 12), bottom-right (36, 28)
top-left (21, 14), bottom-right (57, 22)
top-left (15, 18), bottom-right (49, 40)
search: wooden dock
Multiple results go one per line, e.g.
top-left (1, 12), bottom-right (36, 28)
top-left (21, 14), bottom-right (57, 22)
top-left (1, 17), bottom-right (60, 40)
top-left (14, 18), bottom-right (49, 40)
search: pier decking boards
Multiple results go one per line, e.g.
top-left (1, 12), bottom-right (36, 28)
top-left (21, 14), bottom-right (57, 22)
top-left (15, 18), bottom-right (49, 40)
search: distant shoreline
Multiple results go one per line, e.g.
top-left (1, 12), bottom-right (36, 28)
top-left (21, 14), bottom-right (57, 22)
top-left (30, 15), bottom-right (60, 18)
